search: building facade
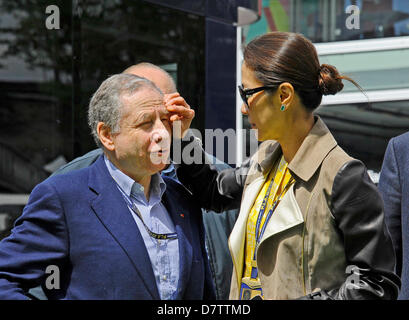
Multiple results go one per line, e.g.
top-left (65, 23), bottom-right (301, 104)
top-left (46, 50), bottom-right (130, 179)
top-left (240, 0), bottom-right (409, 179)
top-left (0, 0), bottom-right (259, 239)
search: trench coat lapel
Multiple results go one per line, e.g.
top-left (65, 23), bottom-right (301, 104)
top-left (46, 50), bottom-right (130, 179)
top-left (259, 184), bottom-right (304, 245)
top-left (228, 140), bottom-right (281, 290)
top-left (228, 175), bottom-right (264, 290)
top-left (255, 117), bottom-right (333, 241)
top-left (255, 118), bottom-right (333, 249)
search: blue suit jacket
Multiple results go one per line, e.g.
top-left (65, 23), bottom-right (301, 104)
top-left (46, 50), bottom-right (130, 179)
top-left (378, 132), bottom-right (409, 300)
top-left (52, 148), bottom-right (238, 300)
top-left (0, 156), bottom-right (215, 300)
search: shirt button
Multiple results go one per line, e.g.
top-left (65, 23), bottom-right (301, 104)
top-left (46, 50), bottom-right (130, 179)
top-left (162, 275), bottom-right (167, 281)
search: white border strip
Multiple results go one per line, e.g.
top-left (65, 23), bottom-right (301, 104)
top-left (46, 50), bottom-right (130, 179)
top-left (321, 88), bottom-right (409, 105)
top-left (236, 26), bottom-right (243, 166)
top-left (315, 36), bottom-right (409, 55)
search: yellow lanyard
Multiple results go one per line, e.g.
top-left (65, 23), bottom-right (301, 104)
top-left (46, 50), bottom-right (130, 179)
top-left (241, 155), bottom-right (293, 300)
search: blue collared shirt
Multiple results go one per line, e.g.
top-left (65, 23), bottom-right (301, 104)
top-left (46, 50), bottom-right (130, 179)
top-left (161, 163), bottom-right (178, 181)
top-left (104, 156), bottom-right (179, 300)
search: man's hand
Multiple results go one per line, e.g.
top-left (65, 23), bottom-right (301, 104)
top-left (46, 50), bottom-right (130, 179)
top-left (165, 93), bottom-right (195, 139)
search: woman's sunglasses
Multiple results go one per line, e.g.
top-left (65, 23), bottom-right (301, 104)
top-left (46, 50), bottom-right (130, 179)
top-left (238, 85), bottom-right (277, 111)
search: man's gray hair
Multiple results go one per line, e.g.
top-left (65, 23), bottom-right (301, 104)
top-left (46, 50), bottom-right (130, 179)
top-left (88, 73), bottom-right (162, 147)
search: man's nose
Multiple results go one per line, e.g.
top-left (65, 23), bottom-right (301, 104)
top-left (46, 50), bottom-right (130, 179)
top-left (152, 132), bottom-right (162, 143)
top-left (152, 120), bottom-right (169, 143)
top-left (152, 125), bottom-right (163, 143)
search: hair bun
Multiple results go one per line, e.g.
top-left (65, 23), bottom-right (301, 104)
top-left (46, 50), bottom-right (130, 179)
top-left (318, 64), bottom-right (344, 95)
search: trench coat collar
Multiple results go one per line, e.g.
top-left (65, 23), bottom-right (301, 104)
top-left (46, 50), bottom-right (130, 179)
top-left (287, 116), bottom-right (337, 182)
top-left (253, 116), bottom-right (337, 183)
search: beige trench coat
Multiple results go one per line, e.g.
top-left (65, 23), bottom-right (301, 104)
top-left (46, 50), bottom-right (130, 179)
top-left (228, 117), bottom-right (355, 299)
top-left (178, 116), bottom-right (399, 300)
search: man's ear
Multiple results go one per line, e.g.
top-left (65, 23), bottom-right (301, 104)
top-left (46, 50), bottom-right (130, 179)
top-left (278, 82), bottom-right (295, 108)
top-left (97, 122), bottom-right (115, 151)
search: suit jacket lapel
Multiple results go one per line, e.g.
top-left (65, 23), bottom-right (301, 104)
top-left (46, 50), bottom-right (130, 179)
top-left (162, 184), bottom-right (193, 297)
top-left (88, 156), bottom-right (160, 299)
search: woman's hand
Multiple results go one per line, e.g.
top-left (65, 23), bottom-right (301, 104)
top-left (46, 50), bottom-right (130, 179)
top-left (165, 93), bottom-right (195, 139)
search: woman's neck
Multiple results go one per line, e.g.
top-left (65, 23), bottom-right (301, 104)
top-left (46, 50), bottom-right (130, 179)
top-left (279, 115), bottom-right (315, 164)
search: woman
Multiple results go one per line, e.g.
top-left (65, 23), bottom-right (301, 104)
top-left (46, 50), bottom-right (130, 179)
top-left (166, 32), bottom-right (400, 300)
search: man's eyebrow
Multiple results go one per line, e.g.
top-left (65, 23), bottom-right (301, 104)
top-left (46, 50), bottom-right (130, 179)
top-left (159, 108), bottom-right (170, 116)
top-left (134, 112), bottom-right (152, 123)
top-left (132, 106), bottom-right (169, 124)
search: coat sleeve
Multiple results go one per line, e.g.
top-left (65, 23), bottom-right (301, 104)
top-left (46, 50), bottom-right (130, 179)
top-left (51, 149), bottom-right (103, 176)
top-left (299, 160), bottom-right (400, 300)
top-left (0, 181), bottom-right (69, 300)
top-left (378, 138), bottom-right (403, 277)
top-left (173, 131), bottom-right (250, 212)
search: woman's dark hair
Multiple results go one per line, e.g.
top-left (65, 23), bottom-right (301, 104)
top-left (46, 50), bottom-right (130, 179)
top-left (243, 32), bottom-right (362, 112)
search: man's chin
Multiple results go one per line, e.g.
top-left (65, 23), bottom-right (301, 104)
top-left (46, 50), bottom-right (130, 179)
top-left (149, 153), bottom-right (170, 170)
top-left (147, 163), bottom-right (168, 176)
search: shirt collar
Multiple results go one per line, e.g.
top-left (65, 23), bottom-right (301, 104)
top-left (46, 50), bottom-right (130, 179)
top-left (161, 162), bottom-right (177, 180)
top-left (104, 155), bottom-right (166, 202)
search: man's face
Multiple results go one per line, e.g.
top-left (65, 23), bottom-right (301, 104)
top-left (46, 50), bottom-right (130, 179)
top-left (110, 87), bottom-right (172, 179)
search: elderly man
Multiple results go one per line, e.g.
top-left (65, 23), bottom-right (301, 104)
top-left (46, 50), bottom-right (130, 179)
top-left (379, 132), bottom-right (409, 299)
top-left (49, 63), bottom-right (238, 300)
top-left (0, 74), bottom-right (214, 300)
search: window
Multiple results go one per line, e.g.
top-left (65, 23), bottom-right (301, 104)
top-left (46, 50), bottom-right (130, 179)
top-left (316, 100), bottom-right (409, 172)
top-left (0, 0), bottom-right (205, 239)
top-left (244, 0), bottom-right (409, 44)
top-left (0, 1), bottom-right (73, 194)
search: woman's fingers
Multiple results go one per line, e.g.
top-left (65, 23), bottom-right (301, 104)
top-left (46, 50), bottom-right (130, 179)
top-left (170, 114), bottom-right (183, 122)
top-left (165, 94), bottom-right (190, 109)
top-left (164, 92), bottom-right (195, 139)
top-left (167, 104), bottom-right (195, 119)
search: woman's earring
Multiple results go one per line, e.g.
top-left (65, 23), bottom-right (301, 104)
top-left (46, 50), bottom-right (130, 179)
top-left (280, 105), bottom-right (286, 111)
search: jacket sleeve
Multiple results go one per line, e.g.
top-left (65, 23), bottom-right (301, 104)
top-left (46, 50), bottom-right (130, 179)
top-left (51, 149), bottom-right (103, 176)
top-left (0, 181), bottom-right (69, 300)
top-left (300, 160), bottom-right (400, 300)
top-left (173, 131), bottom-right (250, 212)
top-left (378, 138), bottom-right (403, 277)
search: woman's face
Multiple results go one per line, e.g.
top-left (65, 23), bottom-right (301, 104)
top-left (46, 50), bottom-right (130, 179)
top-left (241, 63), bottom-right (285, 141)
